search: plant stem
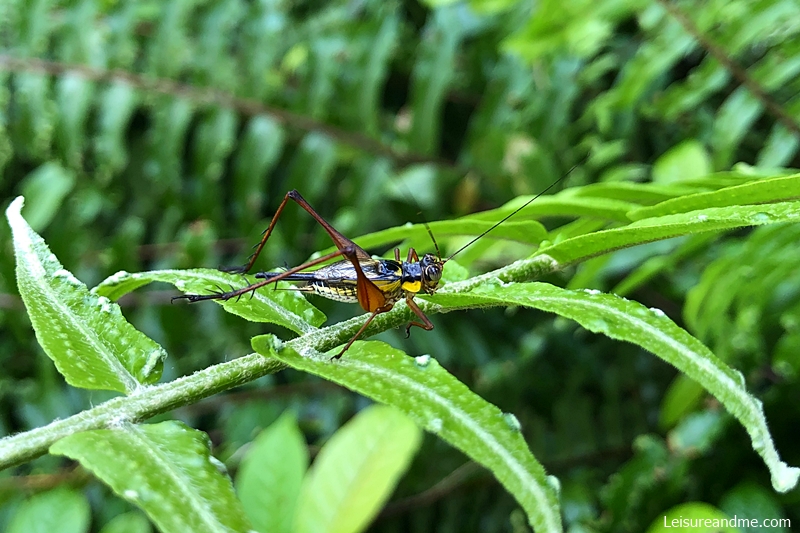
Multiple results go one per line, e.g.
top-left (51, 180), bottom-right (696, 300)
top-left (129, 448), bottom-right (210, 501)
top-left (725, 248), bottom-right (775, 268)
top-left (0, 254), bottom-right (560, 471)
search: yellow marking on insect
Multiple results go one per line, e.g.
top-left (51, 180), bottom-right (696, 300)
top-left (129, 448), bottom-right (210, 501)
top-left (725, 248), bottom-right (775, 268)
top-left (402, 280), bottom-right (422, 293)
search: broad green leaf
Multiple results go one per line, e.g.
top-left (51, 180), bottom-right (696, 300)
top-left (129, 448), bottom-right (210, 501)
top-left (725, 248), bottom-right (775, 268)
top-left (255, 339), bottom-right (562, 533)
top-left (94, 268), bottom-right (325, 335)
top-left (651, 140), bottom-right (712, 185)
top-left (627, 174), bottom-right (800, 220)
top-left (99, 512), bottom-right (153, 533)
top-left (50, 421), bottom-right (252, 533)
top-left (6, 197), bottom-right (166, 394)
top-left (429, 283), bottom-right (800, 492)
top-left (646, 502), bottom-right (737, 533)
top-left (294, 404), bottom-right (422, 533)
top-left (543, 201), bottom-right (800, 265)
top-left (19, 162), bottom-right (75, 232)
top-left (7, 488), bottom-right (90, 533)
top-left (236, 413), bottom-right (308, 533)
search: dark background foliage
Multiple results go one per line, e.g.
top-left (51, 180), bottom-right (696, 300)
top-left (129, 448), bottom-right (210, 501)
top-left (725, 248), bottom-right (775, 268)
top-left (1, 0), bottom-right (799, 531)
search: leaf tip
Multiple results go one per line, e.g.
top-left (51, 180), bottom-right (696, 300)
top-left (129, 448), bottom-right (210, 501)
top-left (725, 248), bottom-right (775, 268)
top-left (6, 196), bottom-right (25, 220)
top-left (772, 463), bottom-right (800, 493)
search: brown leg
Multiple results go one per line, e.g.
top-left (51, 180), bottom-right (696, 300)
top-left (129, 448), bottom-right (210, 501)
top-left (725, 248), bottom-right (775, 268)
top-left (394, 248), bottom-right (401, 261)
top-left (407, 247), bottom-right (419, 262)
top-left (223, 189), bottom-right (372, 275)
top-left (335, 303), bottom-right (394, 358)
top-left (174, 247), bottom-right (351, 303)
top-left (404, 294), bottom-right (434, 338)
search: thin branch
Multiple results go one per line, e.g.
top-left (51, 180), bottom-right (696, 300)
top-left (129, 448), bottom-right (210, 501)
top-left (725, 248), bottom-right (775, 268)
top-left (0, 253), bottom-right (562, 471)
top-left (657, 0), bottom-right (800, 138)
top-left (0, 55), bottom-right (467, 173)
top-left (380, 462), bottom-right (487, 519)
top-left (176, 379), bottom-right (345, 417)
top-left (0, 465), bottom-right (88, 493)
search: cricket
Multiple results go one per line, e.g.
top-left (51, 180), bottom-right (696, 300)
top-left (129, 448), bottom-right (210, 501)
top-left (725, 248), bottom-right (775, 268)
top-left (175, 169), bottom-right (575, 356)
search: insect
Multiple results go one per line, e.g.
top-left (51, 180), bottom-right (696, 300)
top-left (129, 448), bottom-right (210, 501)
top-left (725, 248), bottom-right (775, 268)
top-left (175, 169), bottom-right (575, 356)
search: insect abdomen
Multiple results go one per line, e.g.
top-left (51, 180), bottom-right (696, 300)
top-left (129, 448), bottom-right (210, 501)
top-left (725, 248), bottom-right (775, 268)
top-left (309, 281), bottom-right (360, 303)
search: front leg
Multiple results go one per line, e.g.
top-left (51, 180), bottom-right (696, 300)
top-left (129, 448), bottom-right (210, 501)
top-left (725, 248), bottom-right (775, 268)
top-left (404, 294), bottom-right (434, 338)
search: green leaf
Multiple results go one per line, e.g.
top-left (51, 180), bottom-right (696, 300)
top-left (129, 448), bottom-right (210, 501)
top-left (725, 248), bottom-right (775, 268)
top-left (55, 74), bottom-right (94, 169)
top-left (99, 512), bottom-right (153, 533)
top-left (651, 140), bottom-right (712, 185)
top-left (232, 116), bottom-right (285, 217)
top-left (235, 413), bottom-right (308, 533)
top-left (468, 195), bottom-right (638, 223)
top-left (543, 200), bottom-right (800, 265)
top-left (94, 82), bottom-right (139, 181)
top-left (19, 162), bottom-right (76, 232)
top-left (348, 218), bottom-right (548, 253)
top-left (6, 197), bottom-right (166, 394)
top-left (93, 268), bottom-right (325, 335)
top-left (667, 410), bottom-right (726, 455)
top-left (255, 339), bottom-right (562, 533)
top-left (7, 488), bottom-right (90, 533)
top-left (409, 6), bottom-right (465, 154)
top-left (658, 374), bottom-right (706, 430)
top-left (294, 404), bottom-right (422, 533)
top-left (430, 283), bottom-right (800, 492)
top-left (627, 174), bottom-right (800, 220)
top-left (646, 502), bottom-right (737, 533)
top-left (50, 421), bottom-right (252, 533)
top-left (566, 181), bottom-right (697, 205)
top-left (720, 481), bottom-right (788, 533)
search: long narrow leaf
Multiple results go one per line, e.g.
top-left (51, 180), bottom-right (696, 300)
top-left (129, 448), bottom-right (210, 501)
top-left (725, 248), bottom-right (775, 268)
top-left (627, 174), bottom-right (800, 220)
top-left (255, 338), bottom-right (562, 533)
top-left (50, 421), bottom-right (252, 533)
top-left (543, 201), bottom-right (800, 264)
top-left (429, 283), bottom-right (800, 492)
top-left (294, 405), bottom-right (422, 533)
top-left (94, 269), bottom-right (325, 335)
top-left (6, 197), bottom-right (165, 394)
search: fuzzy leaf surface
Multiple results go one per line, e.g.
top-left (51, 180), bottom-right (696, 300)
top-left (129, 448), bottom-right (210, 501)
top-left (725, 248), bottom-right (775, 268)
top-left (6, 197), bottom-right (165, 394)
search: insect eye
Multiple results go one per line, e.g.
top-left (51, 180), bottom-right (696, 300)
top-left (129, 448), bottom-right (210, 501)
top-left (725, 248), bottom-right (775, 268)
top-left (426, 266), bottom-right (442, 281)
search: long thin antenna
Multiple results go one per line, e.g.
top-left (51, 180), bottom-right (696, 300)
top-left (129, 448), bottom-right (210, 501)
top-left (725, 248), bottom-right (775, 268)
top-left (446, 163), bottom-right (582, 262)
top-left (395, 180), bottom-right (442, 259)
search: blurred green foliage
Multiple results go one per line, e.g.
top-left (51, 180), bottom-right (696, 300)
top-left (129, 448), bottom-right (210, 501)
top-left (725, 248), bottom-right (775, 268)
top-left (1, 0), bottom-right (800, 531)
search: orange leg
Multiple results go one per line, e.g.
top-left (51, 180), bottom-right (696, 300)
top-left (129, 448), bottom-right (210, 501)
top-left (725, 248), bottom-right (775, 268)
top-left (404, 294), bottom-right (434, 338)
top-left (335, 302), bottom-right (394, 359)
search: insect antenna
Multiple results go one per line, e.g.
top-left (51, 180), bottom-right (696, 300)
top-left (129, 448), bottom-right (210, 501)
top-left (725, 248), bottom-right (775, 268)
top-left (395, 181), bottom-right (442, 260)
top-left (445, 163), bottom-right (582, 263)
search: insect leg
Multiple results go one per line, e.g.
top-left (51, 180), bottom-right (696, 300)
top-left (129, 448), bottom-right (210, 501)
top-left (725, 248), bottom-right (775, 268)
top-left (394, 248), bottom-right (401, 261)
top-left (223, 189), bottom-right (372, 274)
top-left (173, 248), bottom-right (350, 303)
top-left (221, 191), bottom-right (301, 274)
top-left (404, 294), bottom-right (434, 338)
top-left (334, 302), bottom-right (394, 359)
top-left (407, 247), bottom-right (419, 262)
